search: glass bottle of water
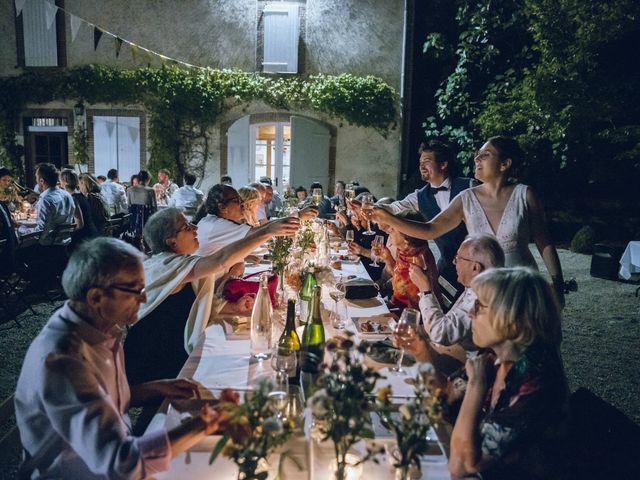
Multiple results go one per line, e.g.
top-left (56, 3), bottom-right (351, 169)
top-left (250, 272), bottom-right (272, 360)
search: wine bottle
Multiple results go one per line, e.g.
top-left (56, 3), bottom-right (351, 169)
top-left (300, 286), bottom-right (325, 398)
top-left (299, 266), bottom-right (317, 325)
top-left (249, 272), bottom-right (272, 360)
top-left (277, 299), bottom-right (302, 384)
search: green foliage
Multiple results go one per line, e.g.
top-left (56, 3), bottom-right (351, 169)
top-left (71, 124), bottom-right (89, 165)
top-left (0, 65), bottom-right (398, 181)
top-left (570, 225), bottom-right (596, 254)
top-left (420, 0), bottom-right (640, 208)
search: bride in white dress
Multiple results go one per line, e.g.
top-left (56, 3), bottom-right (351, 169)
top-left (372, 136), bottom-right (566, 305)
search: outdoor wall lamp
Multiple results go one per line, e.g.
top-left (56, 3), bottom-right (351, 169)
top-left (73, 101), bottom-right (85, 116)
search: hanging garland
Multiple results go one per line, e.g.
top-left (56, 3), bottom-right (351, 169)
top-left (0, 65), bottom-right (398, 179)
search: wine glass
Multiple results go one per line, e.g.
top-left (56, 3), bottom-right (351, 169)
top-left (345, 229), bottom-right (355, 244)
top-left (312, 188), bottom-right (323, 206)
top-left (271, 346), bottom-right (297, 394)
top-left (344, 184), bottom-right (355, 202)
top-left (360, 193), bottom-right (375, 235)
top-left (329, 284), bottom-right (347, 330)
top-left (410, 254), bottom-right (427, 270)
top-left (390, 308), bottom-right (420, 374)
top-left (370, 235), bottom-right (385, 267)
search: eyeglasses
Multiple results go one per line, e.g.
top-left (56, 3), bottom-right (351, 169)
top-left (454, 254), bottom-right (483, 269)
top-left (104, 284), bottom-right (146, 298)
top-left (471, 298), bottom-right (488, 316)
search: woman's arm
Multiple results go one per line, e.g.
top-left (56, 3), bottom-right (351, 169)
top-left (371, 196), bottom-right (465, 240)
top-left (73, 197), bottom-right (84, 230)
top-left (185, 217), bottom-right (299, 282)
top-left (526, 188), bottom-right (565, 305)
top-left (449, 355), bottom-right (491, 478)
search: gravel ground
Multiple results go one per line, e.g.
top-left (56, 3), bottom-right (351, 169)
top-left (1, 248), bottom-right (639, 478)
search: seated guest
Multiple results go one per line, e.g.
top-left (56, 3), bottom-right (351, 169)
top-left (15, 238), bottom-right (221, 479)
top-left (101, 168), bottom-right (128, 216)
top-left (220, 175), bottom-right (232, 185)
top-left (250, 182), bottom-right (269, 224)
top-left (372, 211), bottom-right (441, 310)
top-left (61, 169), bottom-right (98, 248)
top-left (126, 170), bottom-right (157, 240)
top-left (238, 185), bottom-right (262, 227)
top-left (260, 177), bottom-right (283, 217)
top-left (401, 234), bottom-right (505, 361)
top-left (124, 208), bottom-right (299, 385)
top-left (448, 267), bottom-right (567, 479)
top-left (330, 180), bottom-right (346, 207)
top-left (79, 173), bottom-right (110, 234)
top-left (295, 185), bottom-right (307, 205)
top-left (168, 172), bottom-right (204, 219)
top-left (153, 168), bottom-right (179, 207)
top-left (33, 163), bottom-right (76, 245)
top-left (0, 166), bottom-right (23, 205)
top-left (305, 181), bottom-right (334, 218)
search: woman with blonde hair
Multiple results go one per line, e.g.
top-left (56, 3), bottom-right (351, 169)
top-left (449, 267), bottom-right (567, 479)
top-left (238, 185), bottom-right (261, 226)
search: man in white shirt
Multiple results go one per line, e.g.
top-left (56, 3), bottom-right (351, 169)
top-left (101, 168), bottom-right (128, 216)
top-left (402, 233), bottom-right (505, 361)
top-left (168, 172), bottom-right (204, 219)
top-left (153, 168), bottom-right (179, 207)
top-left (15, 237), bottom-right (220, 479)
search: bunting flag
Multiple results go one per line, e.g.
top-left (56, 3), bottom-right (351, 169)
top-left (115, 37), bottom-right (123, 58)
top-left (130, 44), bottom-right (139, 64)
top-left (105, 121), bottom-right (116, 138)
top-left (38, 2), bottom-right (212, 71)
top-left (14, 0), bottom-right (26, 17)
top-left (44, 0), bottom-right (58, 29)
top-left (94, 26), bottom-right (103, 50)
top-left (70, 13), bottom-right (82, 42)
top-left (128, 124), bottom-right (139, 143)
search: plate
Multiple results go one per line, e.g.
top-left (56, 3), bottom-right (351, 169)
top-left (365, 340), bottom-right (415, 366)
top-left (352, 314), bottom-right (396, 338)
top-left (220, 316), bottom-right (250, 340)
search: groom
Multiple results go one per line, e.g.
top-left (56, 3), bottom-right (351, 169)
top-left (383, 139), bottom-right (471, 300)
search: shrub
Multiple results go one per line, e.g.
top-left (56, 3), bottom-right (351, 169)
top-left (570, 225), bottom-right (596, 254)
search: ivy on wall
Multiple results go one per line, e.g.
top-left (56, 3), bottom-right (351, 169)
top-left (0, 65), bottom-right (398, 181)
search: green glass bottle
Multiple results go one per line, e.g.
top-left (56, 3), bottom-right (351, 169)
top-left (277, 299), bottom-right (302, 384)
top-left (300, 285), bottom-right (325, 398)
top-left (299, 266), bottom-right (317, 325)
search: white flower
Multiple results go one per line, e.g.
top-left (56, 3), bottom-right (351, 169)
top-left (418, 362), bottom-right (435, 377)
top-left (399, 404), bottom-right (411, 420)
top-left (309, 389), bottom-right (329, 417)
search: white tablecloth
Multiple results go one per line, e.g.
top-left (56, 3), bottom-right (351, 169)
top-left (147, 258), bottom-right (451, 479)
top-left (619, 241), bottom-right (640, 280)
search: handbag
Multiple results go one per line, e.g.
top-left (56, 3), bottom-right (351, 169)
top-left (341, 277), bottom-right (379, 300)
top-left (222, 270), bottom-right (279, 306)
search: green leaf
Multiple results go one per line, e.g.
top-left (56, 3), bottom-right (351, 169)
top-left (209, 434), bottom-right (229, 464)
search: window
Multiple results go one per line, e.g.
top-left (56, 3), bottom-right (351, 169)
top-left (18, 0), bottom-right (65, 67)
top-left (93, 116), bottom-right (140, 181)
top-left (262, 3), bottom-right (299, 74)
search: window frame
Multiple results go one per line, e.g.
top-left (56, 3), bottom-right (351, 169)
top-left (14, 0), bottom-right (67, 69)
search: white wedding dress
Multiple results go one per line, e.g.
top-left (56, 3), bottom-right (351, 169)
top-left (460, 184), bottom-right (538, 269)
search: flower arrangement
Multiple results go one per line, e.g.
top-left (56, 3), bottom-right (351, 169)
top-left (269, 236), bottom-right (294, 276)
top-left (209, 381), bottom-right (294, 480)
top-left (295, 221), bottom-right (316, 254)
top-left (375, 363), bottom-right (445, 479)
top-left (308, 334), bottom-right (383, 480)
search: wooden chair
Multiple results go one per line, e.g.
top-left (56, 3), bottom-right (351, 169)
top-left (0, 394), bottom-right (21, 456)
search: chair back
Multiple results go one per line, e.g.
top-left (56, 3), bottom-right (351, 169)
top-left (44, 223), bottom-right (76, 246)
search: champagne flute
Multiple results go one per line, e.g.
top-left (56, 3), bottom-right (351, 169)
top-left (312, 188), bottom-right (323, 206)
top-left (390, 308), bottom-right (419, 374)
top-left (329, 284), bottom-right (346, 330)
top-left (270, 346), bottom-right (297, 395)
top-left (344, 184), bottom-right (355, 202)
top-left (360, 193), bottom-right (375, 235)
top-left (370, 235), bottom-right (385, 267)
top-left (410, 254), bottom-right (427, 270)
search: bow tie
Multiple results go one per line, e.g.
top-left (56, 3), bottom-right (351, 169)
top-left (431, 186), bottom-right (449, 192)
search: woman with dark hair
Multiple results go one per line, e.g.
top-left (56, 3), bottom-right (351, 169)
top-left (372, 136), bottom-right (566, 305)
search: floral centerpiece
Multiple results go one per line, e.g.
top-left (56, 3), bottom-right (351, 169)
top-left (269, 235), bottom-right (294, 305)
top-left (308, 334), bottom-right (383, 480)
top-left (375, 363), bottom-right (445, 479)
top-left (209, 380), bottom-right (294, 480)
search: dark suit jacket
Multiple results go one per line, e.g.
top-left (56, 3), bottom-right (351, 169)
top-left (417, 177), bottom-right (471, 289)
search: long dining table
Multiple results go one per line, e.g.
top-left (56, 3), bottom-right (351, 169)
top-left (146, 250), bottom-right (452, 480)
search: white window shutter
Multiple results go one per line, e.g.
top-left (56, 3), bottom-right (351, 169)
top-left (93, 116), bottom-right (140, 179)
top-left (22, 0), bottom-right (58, 67)
top-left (263, 4), bottom-right (299, 74)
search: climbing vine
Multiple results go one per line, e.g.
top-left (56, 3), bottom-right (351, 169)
top-left (0, 65), bottom-right (398, 182)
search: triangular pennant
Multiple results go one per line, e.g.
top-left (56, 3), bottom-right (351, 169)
top-left (128, 124), bottom-right (139, 143)
top-left (130, 44), bottom-right (139, 64)
top-left (105, 121), bottom-right (116, 138)
top-left (14, 0), bottom-right (26, 17)
top-left (44, 0), bottom-right (58, 29)
top-left (94, 26), bottom-right (103, 50)
top-left (115, 37), bottom-right (123, 58)
top-left (70, 14), bottom-right (82, 42)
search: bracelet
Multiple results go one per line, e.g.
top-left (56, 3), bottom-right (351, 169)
top-left (418, 290), bottom-right (432, 299)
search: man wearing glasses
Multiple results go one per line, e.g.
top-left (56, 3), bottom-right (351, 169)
top-left (405, 234), bottom-right (505, 360)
